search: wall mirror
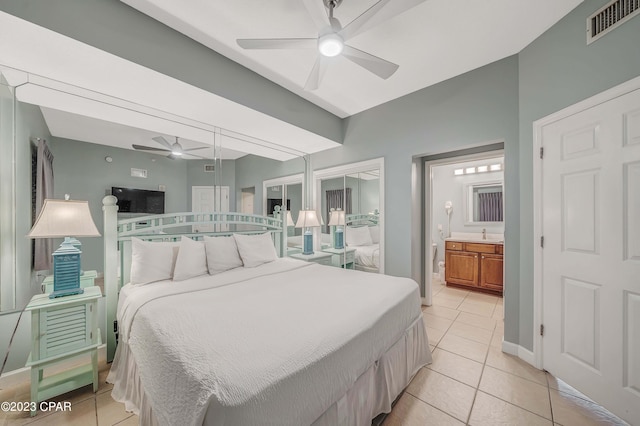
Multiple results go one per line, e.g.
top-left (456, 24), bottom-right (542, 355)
top-left (464, 180), bottom-right (504, 224)
top-left (262, 174), bottom-right (304, 248)
top-left (0, 63), bottom-right (289, 312)
top-left (314, 158), bottom-right (384, 273)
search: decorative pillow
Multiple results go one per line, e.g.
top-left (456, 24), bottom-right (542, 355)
top-left (173, 237), bottom-right (208, 281)
top-left (369, 225), bottom-right (380, 244)
top-left (234, 233), bottom-right (278, 268)
top-left (346, 226), bottom-right (373, 247)
top-left (203, 235), bottom-right (244, 275)
top-left (130, 237), bottom-right (180, 285)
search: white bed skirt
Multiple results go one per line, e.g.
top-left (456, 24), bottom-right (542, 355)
top-left (108, 316), bottom-right (430, 426)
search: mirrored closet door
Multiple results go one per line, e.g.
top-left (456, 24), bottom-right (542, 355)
top-left (314, 159), bottom-right (384, 273)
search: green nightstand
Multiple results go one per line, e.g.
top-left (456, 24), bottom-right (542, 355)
top-left (323, 247), bottom-right (356, 269)
top-left (42, 270), bottom-right (97, 294)
top-left (25, 287), bottom-right (102, 416)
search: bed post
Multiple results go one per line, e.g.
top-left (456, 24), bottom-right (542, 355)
top-left (103, 195), bottom-right (119, 362)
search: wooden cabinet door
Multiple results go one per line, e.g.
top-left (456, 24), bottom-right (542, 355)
top-left (479, 254), bottom-right (503, 292)
top-left (445, 251), bottom-right (479, 287)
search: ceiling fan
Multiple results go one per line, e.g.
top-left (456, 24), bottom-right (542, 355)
top-left (132, 136), bottom-right (210, 160)
top-left (236, 0), bottom-right (426, 90)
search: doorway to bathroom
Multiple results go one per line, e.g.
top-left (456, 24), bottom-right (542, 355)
top-left (424, 149), bottom-right (505, 306)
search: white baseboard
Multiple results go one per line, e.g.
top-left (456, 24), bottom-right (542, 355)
top-left (0, 344), bottom-right (107, 389)
top-left (502, 340), bottom-right (537, 368)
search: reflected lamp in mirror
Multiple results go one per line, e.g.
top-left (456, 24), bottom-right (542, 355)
top-left (286, 211), bottom-right (294, 227)
top-left (328, 209), bottom-right (346, 249)
top-left (295, 210), bottom-right (321, 255)
top-left (27, 197), bottom-right (101, 298)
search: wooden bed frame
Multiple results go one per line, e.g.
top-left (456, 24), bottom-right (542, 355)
top-left (102, 195), bottom-right (287, 362)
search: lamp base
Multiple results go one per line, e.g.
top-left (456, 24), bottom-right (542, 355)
top-left (334, 229), bottom-right (344, 249)
top-left (49, 288), bottom-right (84, 299)
top-left (302, 231), bottom-right (314, 255)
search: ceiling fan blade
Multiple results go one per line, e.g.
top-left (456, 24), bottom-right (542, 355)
top-left (183, 146), bottom-right (210, 152)
top-left (304, 55), bottom-right (327, 91)
top-left (132, 144), bottom-right (170, 152)
top-left (184, 153), bottom-right (211, 160)
top-left (302, 0), bottom-right (331, 31)
top-left (152, 136), bottom-right (172, 149)
top-left (339, 0), bottom-right (426, 41)
top-left (342, 45), bottom-right (398, 79)
top-left (237, 38), bottom-right (316, 50)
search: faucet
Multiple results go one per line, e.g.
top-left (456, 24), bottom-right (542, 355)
top-left (482, 228), bottom-right (486, 240)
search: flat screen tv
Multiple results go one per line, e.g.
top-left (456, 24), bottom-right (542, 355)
top-left (112, 187), bottom-right (165, 214)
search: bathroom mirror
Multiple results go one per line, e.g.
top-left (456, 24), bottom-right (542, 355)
top-left (464, 180), bottom-right (504, 224)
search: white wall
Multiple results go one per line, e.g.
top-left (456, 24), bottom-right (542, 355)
top-left (432, 157), bottom-right (504, 265)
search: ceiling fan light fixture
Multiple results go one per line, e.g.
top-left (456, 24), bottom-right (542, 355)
top-left (171, 142), bottom-right (184, 156)
top-left (318, 33), bottom-right (343, 57)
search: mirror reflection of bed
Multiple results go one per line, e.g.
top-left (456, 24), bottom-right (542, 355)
top-left (317, 164), bottom-right (382, 273)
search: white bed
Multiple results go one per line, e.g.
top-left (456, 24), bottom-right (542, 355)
top-left (102, 200), bottom-right (430, 426)
top-left (352, 243), bottom-right (380, 270)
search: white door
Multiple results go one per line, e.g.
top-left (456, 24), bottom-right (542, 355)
top-left (192, 186), bottom-right (229, 232)
top-left (241, 190), bottom-right (254, 214)
top-left (542, 88), bottom-right (640, 424)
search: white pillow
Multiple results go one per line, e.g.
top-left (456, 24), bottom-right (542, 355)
top-left (130, 237), bottom-right (180, 285)
top-left (369, 225), bottom-right (380, 244)
top-left (234, 233), bottom-right (278, 268)
top-left (173, 237), bottom-right (208, 281)
top-left (346, 226), bottom-right (373, 247)
top-left (203, 235), bottom-right (244, 275)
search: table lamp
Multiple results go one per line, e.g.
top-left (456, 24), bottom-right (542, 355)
top-left (295, 210), bottom-right (321, 255)
top-left (328, 209), bottom-right (346, 249)
top-left (27, 196), bottom-right (101, 298)
top-left (286, 211), bottom-right (294, 227)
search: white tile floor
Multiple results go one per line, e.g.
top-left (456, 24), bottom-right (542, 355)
top-left (384, 280), bottom-right (628, 426)
top-left (0, 279), bottom-right (627, 425)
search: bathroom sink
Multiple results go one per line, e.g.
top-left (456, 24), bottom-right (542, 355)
top-left (447, 232), bottom-right (504, 244)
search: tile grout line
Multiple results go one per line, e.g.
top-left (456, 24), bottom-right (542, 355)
top-left (465, 322), bottom-right (494, 425)
top-left (545, 371), bottom-right (556, 425)
top-left (404, 389), bottom-right (469, 424)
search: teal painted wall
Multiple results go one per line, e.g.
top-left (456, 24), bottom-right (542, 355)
top-left (517, 0), bottom-right (640, 350)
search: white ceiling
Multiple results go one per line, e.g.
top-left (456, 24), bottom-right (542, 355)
top-left (123, 0), bottom-right (584, 118)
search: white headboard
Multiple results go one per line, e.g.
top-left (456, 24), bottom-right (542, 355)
top-left (102, 195), bottom-right (287, 361)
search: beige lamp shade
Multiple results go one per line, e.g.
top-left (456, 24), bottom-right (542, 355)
top-left (328, 209), bottom-right (346, 226)
top-left (295, 210), bottom-right (321, 228)
top-left (28, 199), bottom-right (101, 238)
top-left (286, 211), bottom-right (294, 226)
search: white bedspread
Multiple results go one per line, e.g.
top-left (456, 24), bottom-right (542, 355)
top-left (113, 258), bottom-right (425, 426)
top-left (353, 244), bottom-right (380, 268)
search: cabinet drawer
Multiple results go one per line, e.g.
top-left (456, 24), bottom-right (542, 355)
top-left (40, 304), bottom-right (91, 359)
top-left (446, 241), bottom-right (463, 251)
top-left (345, 251), bottom-right (356, 264)
top-left (496, 245), bottom-right (504, 255)
top-left (315, 257), bottom-right (333, 266)
top-left (464, 243), bottom-right (496, 254)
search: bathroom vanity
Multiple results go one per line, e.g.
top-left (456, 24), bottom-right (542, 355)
top-left (444, 239), bottom-right (503, 295)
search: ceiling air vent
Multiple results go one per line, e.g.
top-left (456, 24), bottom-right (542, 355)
top-left (204, 164), bottom-right (215, 173)
top-left (587, 0), bottom-right (639, 44)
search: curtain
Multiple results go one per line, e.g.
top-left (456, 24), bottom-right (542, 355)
top-left (325, 188), bottom-right (352, 232)
top-left (478, 192), bottom-right (503, 222)
top-left (34, 139), bottom-right (54, 271)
